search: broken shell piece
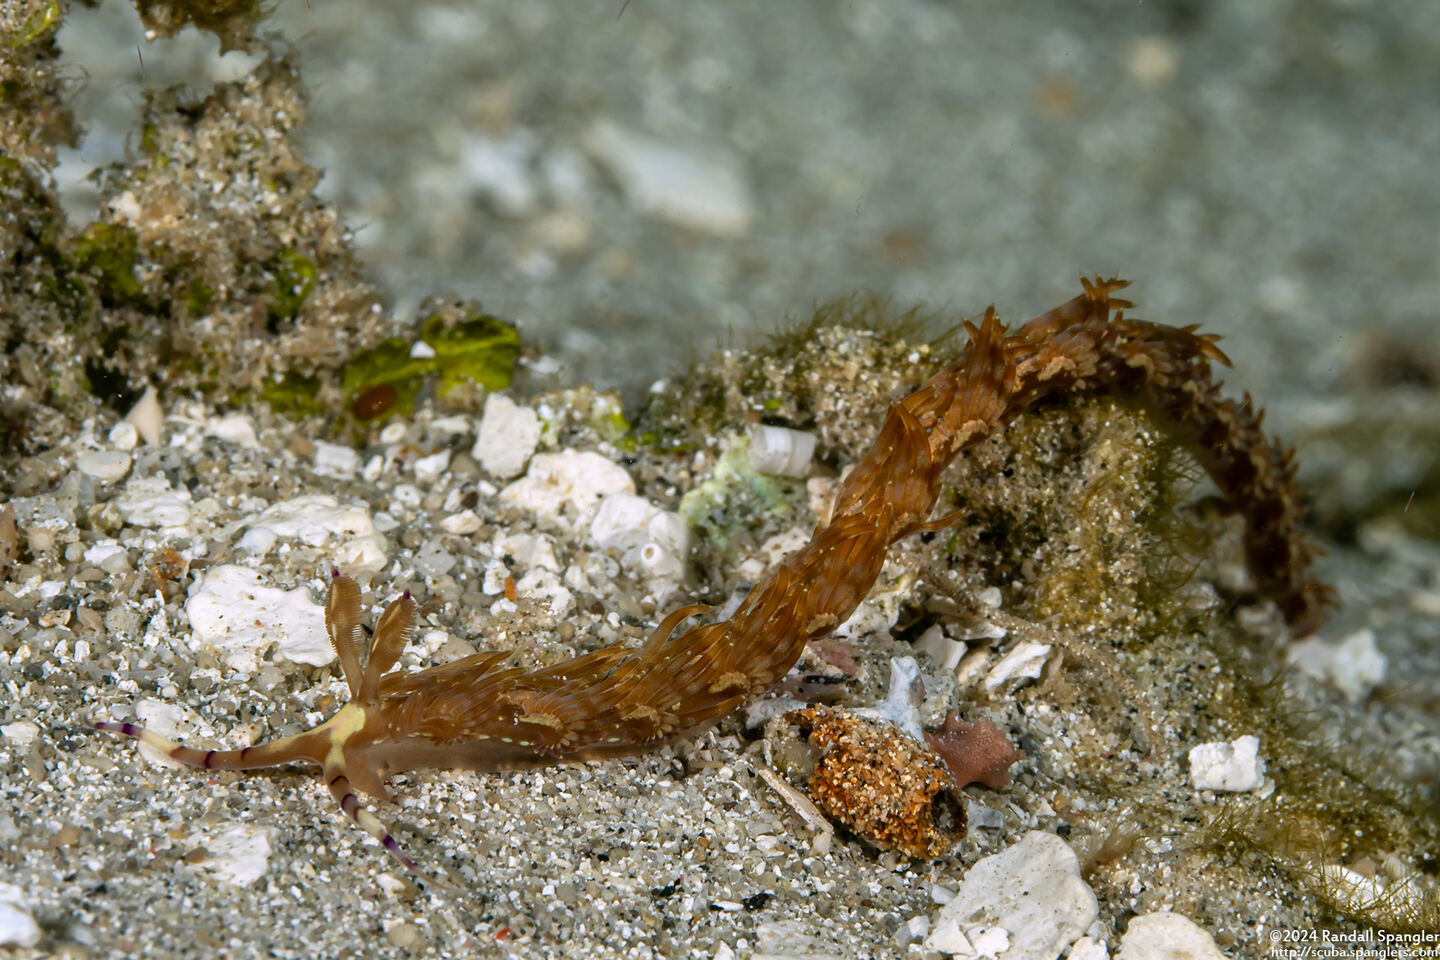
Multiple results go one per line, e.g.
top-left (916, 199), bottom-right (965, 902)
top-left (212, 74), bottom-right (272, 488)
top-left (982, 641), bottom-right (1051, 694)
top-left (748, 424), bottom-right (817, 478)
top-left (124, 384), bottom-right (164, 446)
top-left (854, 656), bottom-right (926, 741)
top-left (776, 704), bottom-right (966, 858)
top-left (914, 623), bottom-right (967, 673)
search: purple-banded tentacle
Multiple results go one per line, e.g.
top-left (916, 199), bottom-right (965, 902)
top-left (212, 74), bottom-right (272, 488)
top-left (90, 721), bottom-right (326, 771)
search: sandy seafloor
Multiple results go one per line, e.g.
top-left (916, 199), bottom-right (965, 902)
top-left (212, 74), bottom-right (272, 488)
top-left (4, 1), bottom-right (1440, 958)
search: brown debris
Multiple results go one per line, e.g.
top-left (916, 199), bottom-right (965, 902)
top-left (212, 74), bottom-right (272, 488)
top-left (786, 705), bottom-right (967, 859)
top-left (924, 712), bottom-right (1026, 790)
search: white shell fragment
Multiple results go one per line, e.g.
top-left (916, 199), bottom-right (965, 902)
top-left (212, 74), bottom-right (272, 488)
top-left (500, 450), bottom-right (636, 525)
top-left (205, 414), bottom-right (260, 449)
top-left (983, 641), bottom-right (1051, 694)
top-left (854, 656), bottom-right (926, 741)
top-left (748, 424), bottom-right (817, 478)
top-left (108, 420), bottom-right (139, 450)
top-left (589, 493), bottom-right (691, 600)
top-left (495, 532), bottom-right (560, 573)
top-left (1068, 936), bottom-right (1110, 960)
top-left (194, 823), bottom-right (273, 887)
top-left (77, 450), bottom-right (132, 482)
top-left (184, 565), bottom-right (331, 672)
top-left (115, 475), bottom-right (193, 530)
top-left (925, 830), bottom-right (1098, 959)
top-left (0, 721), bottom-right (40, 750)
top-left (1117, 912), bottom-right (1225, 959)
top-left (1188, 735), bottom-right (1266, 792)
top-left (473, 393), bottom-right (541, 479)
top-left (1287, 628), bottom-right (1387, 702)
top-left (915, 623), bottom-right (967, 672)
top-left (123, 384), bottom-right (164, 445)
top-left (312, 441), bottom-right (360, 479)
top-left (440, 509), bottom-right (484, 535)
top-left (414, 449), bottom-right (451, 484)
top-left (240, 494), bottom-right (388, 573)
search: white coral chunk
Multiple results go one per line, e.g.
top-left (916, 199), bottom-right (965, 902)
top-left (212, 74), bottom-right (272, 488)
top-left (1188, 735), bottom-right (1266, 792)
top-left (184, 565), bottom-right (331, 671)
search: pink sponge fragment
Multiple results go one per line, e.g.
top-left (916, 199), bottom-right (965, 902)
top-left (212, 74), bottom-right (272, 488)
top-left (925, 712), bottom-right (1026, 790)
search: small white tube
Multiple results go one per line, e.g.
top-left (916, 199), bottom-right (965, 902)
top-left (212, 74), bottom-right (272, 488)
top-left (748, 424), bottom-right (817, 478)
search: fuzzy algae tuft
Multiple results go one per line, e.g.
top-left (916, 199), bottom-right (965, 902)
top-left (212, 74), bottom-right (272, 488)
top-left (0, 0), bottom-right (524, 455)
top-left (340, 304), bottom-right (520, 420)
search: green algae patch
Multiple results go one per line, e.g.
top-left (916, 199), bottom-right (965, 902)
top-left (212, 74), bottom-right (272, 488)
top-left (73, 222), bottom-right (146, 307)
top-left (679, 434), bottom-right (796, 551)
top-left (420, 311), bottom-right (520, 393)
top-left (341, 309), bottom-right (519, 417)
top-left (8, 0), bottom-right (61, 49)
top-left (259, 370), bottom-right (324, 418)
top-left (267, 248), bottom-right (316, 322)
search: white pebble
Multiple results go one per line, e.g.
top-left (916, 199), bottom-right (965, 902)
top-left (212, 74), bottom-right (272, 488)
top-left (748, 424), bottom-right (817, 478)
top-left (1069, 936), bottom-right (1111, 960)
top-left (185, 565), bottom-right (332, 672)
top-left (391, 483), bottom-right (423, 509)
top-left (196, 823), bottom-right (272, 887)
top-left (312, 441), bottom-right (360, 479)
top-left (115, 475), bottom-right (193, 529)
top-left (516, 567), bottom-right (574, 616)
top-left (0, 883), bottom-right (40, 948)
top-left (236, 526), bottom-right (278, 555)
top-left (584, 120), bottom-right (753, 237)
top-left (108, 420), bottom-right (139, 450)
top-left (1117, 912), bottom-right (1223, 959)
top-left (410, 340), bottom-right (436, 359)
top-left (205, 414), bottom-right (260, 449)
top-left (77, 450), bottom-right (132, 482)
top-left (481, 558), bottom-right (510, 595)
top-left (1287, 628), bottom-right (1387, 702)
top-left (495, 532), bottom-right (560, 572)
top-left (925, 831), bottom-right (1098, 958)
top-left (83, 541), bottom-right (126, 565)
top-left (0, 721), bottom-right (40, 749)
top-left (414, 449), bottom-right (451, 484)
top-left (427, 415), bottom-right (471, 439)
top-left (473, 393), bottom-right (541, 479)
top-left (440, 509), bottom-right (483, 535)
top-left (1188, 735), bottom-right (1266, 792)
top-left (414, 540), bottom-right (456, 578)
top-left (241, 495), bottom-right (387, 574)
top-left (500, 450), bottom-right (635, 525)
top-left (379, 422), bottom-right (408, 444)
